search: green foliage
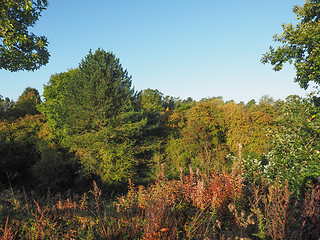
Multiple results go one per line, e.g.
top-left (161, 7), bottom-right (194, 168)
top-left (1, 90), bottom-right (319, 239)
top-left (0, 95), bottom-right (13, 120)
top-left (39, 69), bottom-right (78, 136)
top-left (0, 0), bottom-right (49, 71)
top-left (11, 87), bottom-right (41, 118)
top-left (165, 98), bottom-right (274, 176)
top-left (245, 99), bottom-right (256, 109)
top-left (0, 113), bottom-right (75, 191)
top-left (70, 112), bottom-right (147, 183)
top-left (0, 87), bottom-right (42, 120)
top-left (161, 96), bottom-right (195, 112)
top-left (138, 88), bottom-right (164, 113)
top-left (0, 114), bottom-right (44, 185)
top-left (41, 49), bottom-right (146, 183)
top-left (33, 122), bottom-right (78, 191)
top-left (165, 100), bottom-right (229, 175)
top-left (262, 94), bottom-right (320, 195)
top-left (0, 87), bottom-right (77, 191)
top-left (261, 0), bottom-right (320, 89)
top-left (223, 101), bottom-right (273, 157)
top-left (64, 49), bottom-right (135, 133)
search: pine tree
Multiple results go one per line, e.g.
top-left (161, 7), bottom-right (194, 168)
top-left (41, 49), bottom-right (146, 182)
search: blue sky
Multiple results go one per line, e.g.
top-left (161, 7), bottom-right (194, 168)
top-left (0, 0), bottom-right (312, 103)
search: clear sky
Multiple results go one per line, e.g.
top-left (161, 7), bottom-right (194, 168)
top-left (0, 0), bottom-right (312, 103)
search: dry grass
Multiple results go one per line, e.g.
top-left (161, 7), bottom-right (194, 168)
top-left (1, 167), bottom-right (320, 239)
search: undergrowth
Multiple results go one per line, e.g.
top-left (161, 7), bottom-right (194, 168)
top-left (0, 164), bottom-right (319, 239)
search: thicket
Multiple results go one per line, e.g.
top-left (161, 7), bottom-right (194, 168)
top-left (1, 49), bottom-right (320, 239)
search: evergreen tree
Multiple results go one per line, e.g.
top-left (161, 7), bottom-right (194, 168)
top-left (41, 49), bottom-right (146, 183)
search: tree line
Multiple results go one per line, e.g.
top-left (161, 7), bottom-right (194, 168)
top-left (2, 1), bottom-right (320, 238)
top-left (1, 49), bottom-right (320, 197)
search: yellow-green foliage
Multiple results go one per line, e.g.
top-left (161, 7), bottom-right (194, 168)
top-left (165, 99), bottom-right (274, 176)
top-left (0, 114), bottom-right (45, 184)
top-left (223, 102), bottom-right (273, 157)
top-left (0, 114), bottom-right (76, 190)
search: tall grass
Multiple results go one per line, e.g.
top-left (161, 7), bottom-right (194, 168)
top-left (1, 165), bottom-right (320, 239)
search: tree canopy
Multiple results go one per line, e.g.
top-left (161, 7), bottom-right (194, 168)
top-left (41, 49), bottom-right (146, 183)
top-left (261, 0), bottom-right (320, 89)
top-left (12, 87), bottom-right (41, 117)
top-left (0, 0), bottom-right (49, 71)
top-left (138, 88), bottom-right (164, 113)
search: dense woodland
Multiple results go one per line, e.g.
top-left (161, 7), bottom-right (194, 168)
top-left (2, 0), bottom-right (320, 239)
top-left (1, 49), bottom-right (320, 239)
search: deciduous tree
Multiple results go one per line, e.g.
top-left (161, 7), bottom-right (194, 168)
top-left (11, 87), bottom-right (41, 117)
top-left (263, 95), bottom-right (320, 195)
top-left (138, 88), bottom-right (164, 113)
top-left (261, 0), bottom-right (320, 89)
top-left (0, 0), bottom-right (49, 71)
